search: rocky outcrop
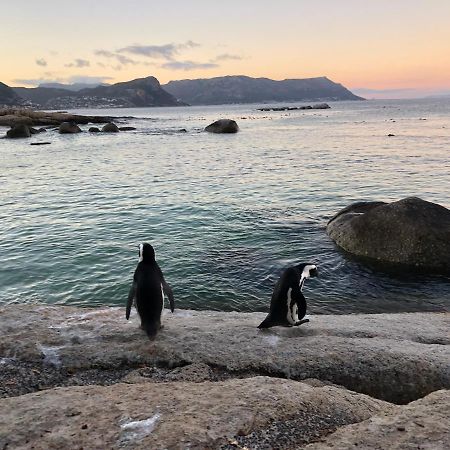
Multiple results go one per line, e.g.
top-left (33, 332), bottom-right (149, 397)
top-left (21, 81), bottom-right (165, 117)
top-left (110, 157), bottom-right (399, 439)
top-left (59, 121), bottom-right (82, 134)
top-left (0, 306), bottom-right (448, 404)
top-left (305, 390), bottom-right (450, 450)
top-left (0, 377), bottom-right (393, 450)
top-left (205, 119), bottom-right (239, 133)
top-left (6, 124), bottom-right (31, 138)
top-left (102, 122), bottom-right (120, 132)
top-left (327, 197), bottom-right (450, 273)
top-left (258, 103), bottom-right (330, 111)
top-left (0, 107), bottom-right (117, 127)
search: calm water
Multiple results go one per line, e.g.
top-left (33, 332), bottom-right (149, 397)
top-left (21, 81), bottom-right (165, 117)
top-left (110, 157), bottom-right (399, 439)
top-left (1, 99), bottom-right (449, 314)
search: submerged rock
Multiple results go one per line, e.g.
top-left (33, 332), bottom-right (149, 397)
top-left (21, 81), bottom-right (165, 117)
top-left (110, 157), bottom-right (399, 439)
top-left (89, 127), bottom-right (100, 133)
top-left (327, 197), bottom-right (450, 273)
top-left (119, 126), bottom-right (136, 131)
top-left (59, 121), bottom-right (81, 134)
top-left (205, 119), bottom-right (239, 133)
top-left (6, 124), bottom-right (31, 138)
top-left (102, 122), bottom-right (120, 132)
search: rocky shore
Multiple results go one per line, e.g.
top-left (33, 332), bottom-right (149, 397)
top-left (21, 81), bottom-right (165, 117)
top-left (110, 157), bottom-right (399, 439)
top-left (0, 305), bottom-right (449, 449)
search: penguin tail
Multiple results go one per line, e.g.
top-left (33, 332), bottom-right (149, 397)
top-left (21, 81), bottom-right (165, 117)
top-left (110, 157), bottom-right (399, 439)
top-left (257, 316), bottom-right (273, 329)
top-left (140, 320), bottom-right (160, 340)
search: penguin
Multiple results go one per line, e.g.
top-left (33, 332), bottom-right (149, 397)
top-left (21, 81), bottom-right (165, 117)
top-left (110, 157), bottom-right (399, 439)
top-left (126, 243), bottom-right (175, 339)
top-left (258, 263), bottom-right (318, 329)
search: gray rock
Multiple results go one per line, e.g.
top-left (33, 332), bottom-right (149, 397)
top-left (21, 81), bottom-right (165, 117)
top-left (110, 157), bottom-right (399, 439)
top-left (205, 119), bottom-right (239, 133)
top-left (0, 377), bottom-right (393, 450)
top-left (6, 124), bottom-right (31, 138)
top-left (102, 122), bottom-right (120, 132)
top-left (0, 306), bottom-right (448, 404)
top-left (89, 127), bottom-right (100, 133)
top-left (59, 121), bottom-right (81, 134)
top-left (312, 103), bottom-right (331, 109)
top-left (327, 197), bottom-right (450, 273)
top-left (304, 389), bottom-right (450, 450)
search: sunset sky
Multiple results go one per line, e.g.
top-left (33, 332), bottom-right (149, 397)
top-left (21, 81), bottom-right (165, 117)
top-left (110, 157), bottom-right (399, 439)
top-left (1, 0), bottom-right (450, 98)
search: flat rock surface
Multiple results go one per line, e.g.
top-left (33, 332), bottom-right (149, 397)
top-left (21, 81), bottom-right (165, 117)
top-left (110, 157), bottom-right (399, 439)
top-left (0, 376), bottom-right (393, 450)
top-left (304, 389), bottom-right (450, 450)
top-left (1, 306), bottom-right (449, 403)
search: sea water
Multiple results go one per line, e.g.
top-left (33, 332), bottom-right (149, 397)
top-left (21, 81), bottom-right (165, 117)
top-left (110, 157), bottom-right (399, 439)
top-left (1, 99), bottom-right (449, 313)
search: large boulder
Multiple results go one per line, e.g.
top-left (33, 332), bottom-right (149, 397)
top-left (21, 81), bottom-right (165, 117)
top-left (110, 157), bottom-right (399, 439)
top-left (0, 306), bottom-right (448, 404)
top-left (305, 390), bottom-right (450, 450)
top-left (0, 377), bottom-right (393, 450)
top-left (59, 121), bottom-right (81, 134)
top-left (327, 197), bottom-right (450, 273)
top-left (205, 119), bottom-right (239, 133)
top-left (102, 122), bottom-right (120, 132)
top-left (5, 124), bottom-right (31, 138)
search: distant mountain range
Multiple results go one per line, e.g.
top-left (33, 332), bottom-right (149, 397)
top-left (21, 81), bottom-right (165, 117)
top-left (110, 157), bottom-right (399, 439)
top-left (163, 76), bottom-right (363, 104)
top-left (1, 75), bottom-right (363, 109)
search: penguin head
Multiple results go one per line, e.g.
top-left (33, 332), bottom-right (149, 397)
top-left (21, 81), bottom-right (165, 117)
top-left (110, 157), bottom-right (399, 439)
top-left (138, 243), bottom-right (155, 263)
top-left (295, 263), bottom-right (318, 280)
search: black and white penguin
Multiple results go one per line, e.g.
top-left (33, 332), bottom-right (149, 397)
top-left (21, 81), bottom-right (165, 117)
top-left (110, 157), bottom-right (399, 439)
top-left (258, 263), bottom-right (318, 329)
top-left (126, 243), bottom-right (175, 339)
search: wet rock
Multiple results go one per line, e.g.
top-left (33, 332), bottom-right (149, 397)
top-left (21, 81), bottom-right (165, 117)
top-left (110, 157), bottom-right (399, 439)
top-left (304, 390), bottom-right (450, 450)
top-left (30, 142), bottom-right (51, 146)
top-left (312, 103), bottom-right (331, 109)
top-left (118, 126), bottom-right (136, 131)
top-left (0, 377), bottom-right (393, 450)
top-left (102, 122), bottom-right (120, 132)
top-left (327, 197), bottom-right (450, 273)
top-left (59, 121), bottom-right (81, 134)
top-left (5, 124), bottom-right (31, 138)
top-left (89, 127), bottom-right (100, 133)
top-left (0, 306), bottom-right (448, 404)
top-left (205, 119), bottom-right (239, 133)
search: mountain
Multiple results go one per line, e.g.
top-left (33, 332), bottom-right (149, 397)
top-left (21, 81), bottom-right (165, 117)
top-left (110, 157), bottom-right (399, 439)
top-left (11, 76), bottom-right (184, 109)
top-left (39, 82), bottom-right (110, 91)
top-left (163, 75), bottom-right (363, 105)
top-left (0, 82), bottom-right (23, 106)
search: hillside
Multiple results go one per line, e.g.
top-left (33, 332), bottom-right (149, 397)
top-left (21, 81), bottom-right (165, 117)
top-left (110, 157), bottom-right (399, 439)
top-left (11, 76), bottom-right (184, 109)
top-left (0, 82), bottom-right (23, 106)
top-left (164, 75), bottom-right (363, 105)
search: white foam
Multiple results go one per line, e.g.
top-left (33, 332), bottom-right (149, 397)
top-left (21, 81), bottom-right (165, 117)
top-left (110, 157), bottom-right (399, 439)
top-left (263, 335), bottom-right (280, 347)
top-left (36, 343), bottom-right (62, 367)
top-left (119, 413), bottom-right (161, 445)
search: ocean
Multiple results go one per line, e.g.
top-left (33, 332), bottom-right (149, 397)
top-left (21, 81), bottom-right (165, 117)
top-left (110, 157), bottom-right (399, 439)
top-left (1, 98), bottom-right (449, 314)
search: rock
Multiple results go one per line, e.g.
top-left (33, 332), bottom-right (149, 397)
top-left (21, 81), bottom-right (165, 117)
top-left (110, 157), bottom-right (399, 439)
top-left (102, 122), bottom-right (120, 132)
top-left (59, 121), bottom-right (81, 134)
top-left (205, 119), bottom-right (239, 133)
top-left (0, 377), bottom-right (393, 450)
top-left (388, 133), bottom-right (395, 136)
top-left (327, 197), bottom-right (450, 273)
top-left (312, 103), bottom-right (331, 109)
top-left (304, 390), bottom-right (450, 450)
top-left (0, 306), bottom-right (448, 404)
top-left (30, 142), bottom-right (51, 146)
top-left (89, 127), bottom-right (100, 133)
top-left (5, 124), bottom-right (31, 138)
top-left (118, 126), bottom-right (136, 131)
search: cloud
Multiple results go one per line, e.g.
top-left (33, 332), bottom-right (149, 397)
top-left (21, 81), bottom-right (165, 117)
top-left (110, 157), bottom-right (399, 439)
top-left (94, 50), bottom-right (138, 65)
top-left (214, 53), bottom-right (243, 61)
top-left (65, 58), bottom-right (90, 68)
top-left (13, 75), bottom-right (113, 87)
top-left (35, 58), bottom-right (47, 67)
top-left (119, 41), bottom-right (200, 60)
top-left (161, 60), bottom-right (219, 71)
top-left (66, 75), bottom-right (114, 84)
top-left (13, 78), bottom-right (62, 87)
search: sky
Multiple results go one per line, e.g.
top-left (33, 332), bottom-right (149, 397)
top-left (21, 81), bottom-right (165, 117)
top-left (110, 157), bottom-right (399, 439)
top-left (1, 0), bottom-right (449, 98)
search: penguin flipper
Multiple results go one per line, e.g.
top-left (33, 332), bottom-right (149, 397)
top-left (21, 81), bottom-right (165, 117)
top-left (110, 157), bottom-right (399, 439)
top-left (163, 282), bottom-right (175, 313)
top-left (126, 282), bottom-right (136, 320)
top-left (294, 319), bottom-right (309, 326)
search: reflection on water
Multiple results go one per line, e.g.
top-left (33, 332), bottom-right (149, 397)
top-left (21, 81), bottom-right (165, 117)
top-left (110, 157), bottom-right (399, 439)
top-left (0, 99), bottom-right (449, 313)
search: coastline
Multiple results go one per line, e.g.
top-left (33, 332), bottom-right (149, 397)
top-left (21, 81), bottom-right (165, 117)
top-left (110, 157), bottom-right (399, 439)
top-left (1, 304), bottom-right (449, 448)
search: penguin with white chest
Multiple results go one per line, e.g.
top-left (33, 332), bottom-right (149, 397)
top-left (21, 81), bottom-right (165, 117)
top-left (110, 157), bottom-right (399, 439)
top-left (258, 263), bottom-right (318, 329)
top-left (126, 243), bottom-right (175, 339)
